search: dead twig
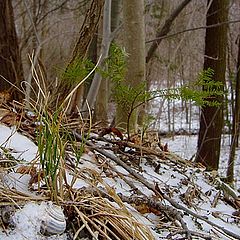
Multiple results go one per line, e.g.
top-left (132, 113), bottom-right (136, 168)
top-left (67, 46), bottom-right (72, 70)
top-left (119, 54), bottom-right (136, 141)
top-left (167, 229), bottom-right (212, 240)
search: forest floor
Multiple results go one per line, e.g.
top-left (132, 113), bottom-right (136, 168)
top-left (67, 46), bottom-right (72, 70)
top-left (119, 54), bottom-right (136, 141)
top-left (0, 107), bottom-right (240, 240)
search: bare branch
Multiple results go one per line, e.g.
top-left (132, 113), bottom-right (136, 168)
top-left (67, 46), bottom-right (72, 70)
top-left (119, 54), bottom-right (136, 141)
top-left (146, 0), bottom-right (192, 63)
top-left (146, 19), bottom-right (240, 44)
top-left (36, 0), bottom-right (70, 25)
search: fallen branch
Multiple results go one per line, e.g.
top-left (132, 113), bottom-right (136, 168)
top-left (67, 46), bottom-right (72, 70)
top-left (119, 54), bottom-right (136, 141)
top-left (73, 131), bottom-right (163, 198)
top-left (215, 177), bottom-right (239, 199)
top-left (118, 194), bottom-right (192, 240)
top-left (80, 188), bottom-right (211, 240)
top-left (167, 229), bottom-right (212, 240)
top-left (89, 134), bottom-right (192, 167)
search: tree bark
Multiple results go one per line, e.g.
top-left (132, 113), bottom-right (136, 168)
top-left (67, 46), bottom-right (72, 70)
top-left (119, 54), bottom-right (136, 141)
top-left (226, 36), bottom-right (240, 182)
top-left (111, 0), bottom-right (122, 32)
top-left (83, 0), bottom-right (112, 121)
top-left (196, 0), bottom-right (228, 170)
top-left (0, 0), bottom-right (24, 101)
top-left (57, 0), bottom-right (104, 111)
top-left (23, 0), bottom-right (42, 107)
top-left (116, 0), bottom-right (146, 132)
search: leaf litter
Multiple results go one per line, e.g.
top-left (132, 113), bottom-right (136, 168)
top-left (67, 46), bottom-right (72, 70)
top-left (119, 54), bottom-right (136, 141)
top-left (0, 110), bottom-right (239, 240)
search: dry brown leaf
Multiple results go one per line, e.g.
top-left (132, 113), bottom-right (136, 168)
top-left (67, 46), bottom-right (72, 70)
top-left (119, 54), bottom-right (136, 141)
top-left (0, 108), bottom-right (11, 119)
top-left (129, 134), bottom-right (142, 145)
top-left (180, 186), bottom-right (201, 207)
top-left (0, 112), bottom-right (20, 126)
top-left (159, 143), bottom-right (169, 152)
top-left (0, 91), bottom-right (11, 105)
top-left (16, 166), bottom-right (37, 177)
top-left (135, 203), bottom-right (150, 214)
top-left (135, 203), bottom-right (161, 215)
top-left (29, 171), bottom-right (44, 185)
top-left (99, 127), bottom-right (124, 140)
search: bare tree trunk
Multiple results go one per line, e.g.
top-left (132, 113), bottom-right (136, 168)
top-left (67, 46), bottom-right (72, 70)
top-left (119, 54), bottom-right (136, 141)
top-left (115, 0), bottom-right (145, 133)
top-left (226, 35), bottom-right (240, 183)
top-left (24, 0), bottom-right (41, 106)
top-left (94, 0), bottom-right (122, 124)
top-left (57, 0), bottom-right (104, 111)
top-left (0, 0), bottom-right (24, 101)
top-left (111, 0), bottom-right (121, 32)
top-left (167, 49), bottom-right (172, 133)
top-left (196, 0), bottom-right (228, 170)
top-left (82, 0), bottom-right (112, 120)
top-left (94, 16), bottom-right (108, 124)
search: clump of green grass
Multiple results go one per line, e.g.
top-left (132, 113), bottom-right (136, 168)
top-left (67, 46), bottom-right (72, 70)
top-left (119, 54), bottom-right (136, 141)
top-left (28, 55), bottom-right (99, 202)
top-left (37, 106), bottom-right (66, 201)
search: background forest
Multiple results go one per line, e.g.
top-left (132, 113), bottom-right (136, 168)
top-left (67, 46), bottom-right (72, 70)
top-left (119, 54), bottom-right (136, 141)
top-left (0, 1), bottom-right (240, 183)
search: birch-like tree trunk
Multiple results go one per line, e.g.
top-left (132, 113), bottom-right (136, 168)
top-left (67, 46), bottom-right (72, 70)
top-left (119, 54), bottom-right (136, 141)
top-left (94, 0), bottom-right (122, 123)
top-left (116, 0), bottom-right (146, 132)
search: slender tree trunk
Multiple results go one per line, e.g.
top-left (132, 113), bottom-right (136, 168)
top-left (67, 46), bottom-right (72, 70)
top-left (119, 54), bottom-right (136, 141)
top-left (226, 36), bottom-right (240, 183)
top-left (111, 0), bottom-right (121, 32)
top-left (94, 15), bottom-right (108, 124)
top-left (24, 0), bottom-right (41, 106)
top-left (0, 0), bottom-right (24, 101)
top-left (57, 0), bottom-right (104, 110)
top-left (196, 0), bottom-right (228, 170)
top-left (116, 0), bottom-right (146, 132)
top-left (94, 0), bottom-right (122, 124)
top-left (83, 35), bottom-right (98, 104)
top-left (83, 0), bottom-right (112, 120)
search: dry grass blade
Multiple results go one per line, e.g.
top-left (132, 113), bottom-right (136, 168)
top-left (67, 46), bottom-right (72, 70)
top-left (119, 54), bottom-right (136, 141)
top-left (0, 185), bottom-right (47, 202)
top-left (74, 206), bottom-right (111, 240)
top-left (68, 189), bottom-right (154, 240)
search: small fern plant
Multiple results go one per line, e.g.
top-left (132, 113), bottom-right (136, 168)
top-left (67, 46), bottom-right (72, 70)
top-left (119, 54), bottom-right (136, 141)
top-left (150, 68), bottom-right (223, 107)
top-left (180, 68), bottom-right (224, 107)
top-left (61, 58), bottom-right (94, 86)
top-left (102, 43), bottom-right (224, 136)
top-left (102, 43), bottom-right (150, 136)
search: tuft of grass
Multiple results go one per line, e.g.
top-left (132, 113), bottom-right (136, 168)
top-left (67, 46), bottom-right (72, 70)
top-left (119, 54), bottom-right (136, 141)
top-left (64, 177), bottom-right (155, 240)
top-left (28, 55), bottom-right (99, 202)
top-left (37, 107), bottom-right (66, 201)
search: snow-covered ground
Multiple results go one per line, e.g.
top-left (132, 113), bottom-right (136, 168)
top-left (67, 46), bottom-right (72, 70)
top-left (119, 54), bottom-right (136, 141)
top-left (163, 134), bottom-right (240, 191)
top-left (0, 123), bottom-right (240, 239)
